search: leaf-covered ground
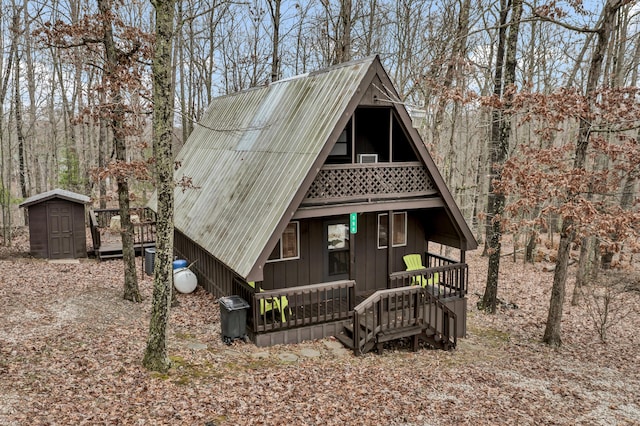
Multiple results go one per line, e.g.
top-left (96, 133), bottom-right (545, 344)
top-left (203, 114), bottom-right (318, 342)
top-left (1, 231), bottom-right (639, 425)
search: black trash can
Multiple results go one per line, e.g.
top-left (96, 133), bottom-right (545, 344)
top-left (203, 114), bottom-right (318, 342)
top-left (144, 247), bottom-right (156, 276)
top-left (219, 295), bottom-right (249, 344)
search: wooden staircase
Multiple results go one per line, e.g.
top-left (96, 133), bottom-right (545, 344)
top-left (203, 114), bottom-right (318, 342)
top-left (335, 286), bottom-right (457, 355)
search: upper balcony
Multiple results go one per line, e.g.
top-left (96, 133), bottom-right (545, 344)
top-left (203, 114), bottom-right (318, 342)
top-left (301, 161), bottom-right (437, 206)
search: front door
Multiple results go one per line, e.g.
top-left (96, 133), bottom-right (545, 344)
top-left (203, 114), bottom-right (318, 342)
top-left (48, 202), bottom-right (74, 259)
top-left (324, 218), bottom-right (350, 282)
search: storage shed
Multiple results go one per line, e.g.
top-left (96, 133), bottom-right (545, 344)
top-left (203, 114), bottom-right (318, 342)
top-left (19, 189), bottom-right (90, 259)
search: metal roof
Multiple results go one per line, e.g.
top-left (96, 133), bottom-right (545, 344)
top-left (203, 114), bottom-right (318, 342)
top-left (19, 189), bottom-right (91, 208)
top-left (153, 57), bottom-right (376, 279)
top-left (150, 55), bottom-right (477, 280)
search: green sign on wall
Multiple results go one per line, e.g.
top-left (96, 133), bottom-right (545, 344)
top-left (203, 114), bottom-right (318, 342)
top-left (350, 212), bottom-right (357, 233)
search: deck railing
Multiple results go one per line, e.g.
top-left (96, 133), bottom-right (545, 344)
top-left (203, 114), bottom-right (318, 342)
top-left (423, 291), bottom-right (458, 350)
top-left (353, 286), bottom-right (424, 354)
top-left (351, 286), bottom-right (457, 355)
top-left (89, 208), bottom-right (157, 253)
top-left (425, 252), bottom-right (458, 269)
top-left (389, 254), bottom-right (468, 298)
top-left (302, 162), bottom-right (437, 204)
top-left (89, 210), bottom-right (101, 256)
top-left (233, 279), bottom-right (356, 333)
top-left (133, 222), bottom-right (156, 246)
top-left (92, 207), bottom-right (156, 228)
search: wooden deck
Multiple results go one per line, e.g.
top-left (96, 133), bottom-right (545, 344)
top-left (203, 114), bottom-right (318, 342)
top-left (96, 240), bottom-right (156, 260)
top-left (231, 258), bottom-right (468, 350)
top-left (89, 208), bottom-right (157, 261)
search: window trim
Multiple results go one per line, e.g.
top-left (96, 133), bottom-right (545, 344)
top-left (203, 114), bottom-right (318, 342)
top-left (377, 212), bottom-right (407, 249)
top-left (266, 221), bottom-right (300, 262)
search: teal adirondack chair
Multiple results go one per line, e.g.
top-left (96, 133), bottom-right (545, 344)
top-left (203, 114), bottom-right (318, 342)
top-left (248, 281), bottom-right (289, 322)
top-left (403, 254), bottom-right (439, 288)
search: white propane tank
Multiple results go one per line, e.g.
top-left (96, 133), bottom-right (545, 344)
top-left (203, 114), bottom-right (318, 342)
top-left (173, 267), bottom-right (197, 294)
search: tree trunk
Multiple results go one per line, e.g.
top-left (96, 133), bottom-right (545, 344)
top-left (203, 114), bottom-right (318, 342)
top-left (23, 0), bottom-right (40, 195)
top-left (335, 0), bottom-right (352, 64)
top-left (543, 0), bottom-right (622, 347)
top-left (481, 0), bottom-right (523, 313)
top-left (98, 114), bottom-right (107, 209)
top-left (544, 219), bottom-right (572, 347)
top-left (482, 0), bottom-right (509, 257)
top-left (432, 0), bottom-right (471, 148)
top-left (143, 0), bottom-right (176, 373)
top-left (572, 236), bottom-right (595, 305)
top-left (97, 0), bottom-right (141, 303)
top-left (13, 33), bottom-right (28, 201)
top-left (268, 0), bottom-right (281, 82)
top-left (0, 4), bottom-right (19, 244)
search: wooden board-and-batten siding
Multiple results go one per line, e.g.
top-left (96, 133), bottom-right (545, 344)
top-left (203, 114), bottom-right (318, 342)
top-left (260, 212), bottom-right (426, 296)
top-left (175, 211), bottom-right (427, 299)
top-left (174, 230), bottom-right (238, 298)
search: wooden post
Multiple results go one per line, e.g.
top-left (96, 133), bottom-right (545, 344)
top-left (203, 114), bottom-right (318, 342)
top-left (387, 210), bottom-right (393, 288)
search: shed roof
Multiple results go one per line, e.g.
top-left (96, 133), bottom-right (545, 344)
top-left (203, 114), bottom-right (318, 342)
top-left (19, 189), bottom-right (91, 208)
top-left (150, 56), bottom-right (476, 280)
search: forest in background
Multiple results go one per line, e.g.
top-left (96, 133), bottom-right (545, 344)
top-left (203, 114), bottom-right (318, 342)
top-left (0, 0), bottom-right (638, 337)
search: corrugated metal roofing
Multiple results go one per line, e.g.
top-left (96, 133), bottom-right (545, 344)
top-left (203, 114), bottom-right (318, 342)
top-left (158, 57), bottom-right (376, 279)
top-left (19, 189), bottom-right (91, 208)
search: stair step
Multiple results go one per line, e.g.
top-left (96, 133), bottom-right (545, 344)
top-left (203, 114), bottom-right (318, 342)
top-left (99, 253), bottom-right (124, 260)
top-left (377, 325), bottom-right (424, 343)
top-left (335, 332), bottom-right (355, 349)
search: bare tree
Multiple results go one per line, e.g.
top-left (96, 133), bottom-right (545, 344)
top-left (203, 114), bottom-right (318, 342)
top-left (143, 0), bottom-right (176, 373)
top-left (0, 2), bottom-right (19, 244)
top-left (480, 0), bottom-right (523, 313)
top-left (543, 0), bottom-right (625, 347)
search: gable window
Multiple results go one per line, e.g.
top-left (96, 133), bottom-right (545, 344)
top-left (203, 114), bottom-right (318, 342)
top-left (377, 212), bottom-right (407, 249)
top-left (267, 222), bottom-right (300, 261)
top-left (327, 120), bottom-right (352, 164)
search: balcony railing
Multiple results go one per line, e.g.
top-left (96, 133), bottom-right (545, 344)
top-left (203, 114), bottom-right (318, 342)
top-left (302, 161), bottom-right (436, 204)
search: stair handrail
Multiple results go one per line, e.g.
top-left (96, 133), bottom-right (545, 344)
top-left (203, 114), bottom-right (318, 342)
top-left (352, 286), bottom-right (424, 354)
top-left (351, 286), bottom-right (458, 354)
top-left (421, 289), bottom-right (458, 350)
top-left (89, 209), bottom-right (101, 254)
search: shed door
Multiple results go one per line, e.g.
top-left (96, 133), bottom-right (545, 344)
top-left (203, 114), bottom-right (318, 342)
top-left (48, 202), bottom-right (75, 259)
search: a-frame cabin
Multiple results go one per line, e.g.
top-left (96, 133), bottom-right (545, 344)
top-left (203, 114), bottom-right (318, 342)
top-left (150, 56), bottom-right (477, 353)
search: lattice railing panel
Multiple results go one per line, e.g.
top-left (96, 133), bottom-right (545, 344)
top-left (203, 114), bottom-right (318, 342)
top-left (304, 163), bottom-right (435, 202)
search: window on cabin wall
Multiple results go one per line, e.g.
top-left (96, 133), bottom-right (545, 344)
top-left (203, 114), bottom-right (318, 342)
top-left (327, 119), bottom-right (353, 164)
top-left (267, 222), bottom-right (300, 261)
top-left (377, 212), bottom-right (407, 249)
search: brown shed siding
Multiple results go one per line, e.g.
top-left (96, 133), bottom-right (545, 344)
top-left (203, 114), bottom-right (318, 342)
top-left (72, 201), bottom-right (88, 258)
top-left (27, 203), bottom-right (49, 258)
top-left (26, 199), bottom-right (87, 259)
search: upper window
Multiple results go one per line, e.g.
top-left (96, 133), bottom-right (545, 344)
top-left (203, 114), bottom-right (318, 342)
top-left (327, 120), bottom-right (352, 164)
top-left (377, 212), bottom-right (407, 249)
top-left (267, 222), bottom-right (300, 261)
